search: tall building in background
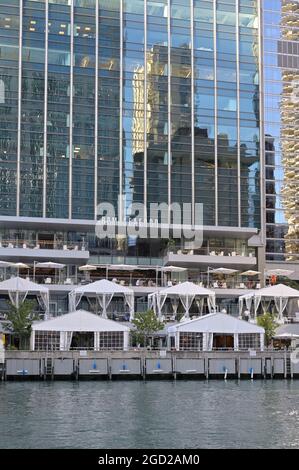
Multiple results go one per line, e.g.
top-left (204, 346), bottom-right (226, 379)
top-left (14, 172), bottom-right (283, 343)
top-left (263, 0), bottom-right (299, 278)
top-left (0, 0), bottom-right (269, 316)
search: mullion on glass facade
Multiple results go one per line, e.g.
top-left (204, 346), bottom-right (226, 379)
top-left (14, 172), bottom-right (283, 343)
top-left (0, 0), bottom-right (261, 233)
top-left (0, 0), bottom-right (19, 215)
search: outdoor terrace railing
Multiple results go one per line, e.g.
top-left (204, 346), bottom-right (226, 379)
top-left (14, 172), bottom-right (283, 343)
top-left (165, 247), bottom-right (256, 257)
top-left (0, 240), bottom-right (88, 251)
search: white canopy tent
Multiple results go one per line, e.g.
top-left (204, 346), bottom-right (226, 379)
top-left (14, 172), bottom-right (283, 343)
top-left (68, 279), bottom-right (135, 320)
top-left (0, 276), bottom-right (49, 317)
top-left (239, 283), bottom-right (299, 321)
top-left (31, 309), bottom-right (131, 351)
top-left (168, 312), bottom-right (265, 351)
top-left (148, 281), bottom-right (216, 320)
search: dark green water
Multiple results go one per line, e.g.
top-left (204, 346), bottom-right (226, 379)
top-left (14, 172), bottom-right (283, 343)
top-left (0, 380), bottom-right (298, 449)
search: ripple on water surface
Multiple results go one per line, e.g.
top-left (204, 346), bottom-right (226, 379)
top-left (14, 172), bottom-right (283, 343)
top-left (0, 380), bottom-right (298, 449)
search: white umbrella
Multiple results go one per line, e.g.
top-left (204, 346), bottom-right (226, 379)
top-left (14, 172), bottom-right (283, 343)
top-left (266, 269), bottom-right (294, 277)
top-left (241, 270), bottom-right (261, 276)
top-left (9, 262), bottom-right (30, 278)
top-left (0, 261), bottom-right (12, 267)
top-left (79, 264), bottom-right (98, 272)
top-left (209, 268), bottom-right (239, 275)
top-left (34, 261), bottom-right (66, 283)
top-left (10, 262), bottom-right (29, 269)
top-left (160, 266), bottom-right (187, 272)
top-left (109, 264), bottom-right (137, 271)
top-left (35, 262), bottom-right (65, 269)
top-left (108, 264), bottom-right (139, 285)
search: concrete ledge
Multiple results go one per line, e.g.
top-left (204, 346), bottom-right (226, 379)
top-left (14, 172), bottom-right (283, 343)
top-left (2, 350), bottom-right (295, 380)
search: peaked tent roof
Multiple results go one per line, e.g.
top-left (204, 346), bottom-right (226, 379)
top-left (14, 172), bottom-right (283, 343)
top-left (70, 278), bottom-right (133, 295)
top-left (168, 312), bottom-right (264, 334)
top-left (32, 310), bottom-right (131, 332)
top-left (275, 323), bottom-right (299, 338)
top-left (157, 281), bottom-right (215, 296)
top-left (0, 276), bottom-right (49, 293)
top-left (240, 283), bottom-right (299, 299)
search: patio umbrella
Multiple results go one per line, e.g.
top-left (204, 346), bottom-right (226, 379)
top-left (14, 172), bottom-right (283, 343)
top-left (241, 270), bottom-right (261, 276)
top-left (161, 266), bottom-right (187, 285)
top-left (9, 262), bottom-right (30, 277)
top-left (78, 264), bottom-right (98, 271)
top-left (266, 269), bottom-right (294, 277)
top-left (0, 261), bottom-right (12, 267)
top-left (209, 268), bottom-right (239, 275)
top-left (160, 266), bottom-right (187, 272)
top-left (10, 262), bottom-right (29, 269)
top-left (35, 262), bottom-right (65, 269)
top-left (108, 264), bottom-right (139, 285)
top-left (34, 261), bottom-right (66, 283)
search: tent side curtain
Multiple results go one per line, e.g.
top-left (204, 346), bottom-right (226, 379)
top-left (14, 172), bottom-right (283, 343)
top-left (149, 291), bottom-right (216, 318)
top-left (124, 293), bottom-right (134, 320)
top-left (60, 331), bottom-right (73, 351)
top-left (97, 293), bottom-right (114, 319)
top-left (69, 291), bottom-right (83, 311)
top-left (274, 297), bottom-right (288, 320)
top-left (207, 293), bottom-right (216, 312)
top-left (180, 294), bottom-right (195, 318)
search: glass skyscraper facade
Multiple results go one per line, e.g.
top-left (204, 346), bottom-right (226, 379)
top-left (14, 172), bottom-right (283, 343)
top-left (263, 0), bottom-right (299, 264)
top-left (0, 0), bottom-right (261, 228)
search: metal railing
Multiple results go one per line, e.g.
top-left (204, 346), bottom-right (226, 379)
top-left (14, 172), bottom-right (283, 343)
top-left (0, 239), bottom-right (88, 251)
top-left (165, 246), bottom-right (256, 257)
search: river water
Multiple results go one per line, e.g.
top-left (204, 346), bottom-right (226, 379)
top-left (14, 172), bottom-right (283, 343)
top-left (0, 380), bottom-right (298, 449)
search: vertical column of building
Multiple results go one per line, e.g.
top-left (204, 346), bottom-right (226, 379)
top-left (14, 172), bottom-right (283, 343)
top-left (119, 0), bottom-right (124, 223)
top-left (94, 0), bottom-right (99, 220)
top-left (43, 0), bottom-right (49, 218)
top-left (167, 0), bottom-right (171, 224)
top-left (68, 0), bottom-right (74, 219)
top-left (144, 0), bottom-right (148, 221)
top-left (16, 0), bottom-right (23, 216)
top-left (213, 0), bottom-right (218, 225)
top-left (190, 0), bottom-right (195, 225)
top-left (236, 0), bottom-right (241, 227)
top-left (257, 0), bottom-right (266, 280)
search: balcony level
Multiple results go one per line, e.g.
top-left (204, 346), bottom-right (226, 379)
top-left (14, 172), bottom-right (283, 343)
top-left (0, 244), bottom-right (89, 263)
top-left (164, 248), bottom-right (257, 269)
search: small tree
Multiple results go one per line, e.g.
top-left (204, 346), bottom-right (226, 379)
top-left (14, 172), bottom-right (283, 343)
top-left (5, 300), bottom-right (39, 350)
top-left (257, 312), bottom-right (279, 347)
top-left (131, 310), bottom-right (164, 348)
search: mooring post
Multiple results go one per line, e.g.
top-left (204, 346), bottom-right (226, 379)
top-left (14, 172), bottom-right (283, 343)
top-left (173, 354), bottom-right (176, 380)
top-left (205, 356), bottom-right (209, 380)
top-left (142, 356), bottom-right (146, 380)
top-left (108, 356), bottom-right (112, 380)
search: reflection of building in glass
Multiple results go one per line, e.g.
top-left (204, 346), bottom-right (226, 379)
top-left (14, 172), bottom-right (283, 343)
top-left (0, 0), bottom-right (265, 297)
top-left (264, 0), bottom-right (299, 267)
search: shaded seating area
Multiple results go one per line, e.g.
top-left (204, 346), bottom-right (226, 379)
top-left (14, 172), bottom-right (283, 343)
top-left (273, 323), bottom-right (299, 349)
top-left (0, 276), bottom-right (49, 318)
top-left (148, 281), bottom-right (216, 321)
top-left (239, 284), bottom-right (299, 322)
top-left (68, 279), bottom-right (135, 320)
top-left (167, 312), bottom-right (265, 351)
top-left (31, 309), bottom-right (131, 351)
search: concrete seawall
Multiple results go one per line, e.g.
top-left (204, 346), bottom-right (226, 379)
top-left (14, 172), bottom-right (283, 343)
top-left (1, 350), bottom-right (298, 380)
